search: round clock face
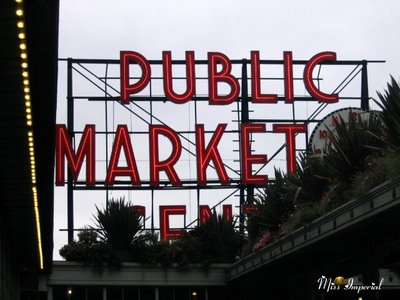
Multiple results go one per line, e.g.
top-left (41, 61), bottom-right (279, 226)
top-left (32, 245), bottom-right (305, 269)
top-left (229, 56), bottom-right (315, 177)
top-left (309, 107), bottom-right (371, 154)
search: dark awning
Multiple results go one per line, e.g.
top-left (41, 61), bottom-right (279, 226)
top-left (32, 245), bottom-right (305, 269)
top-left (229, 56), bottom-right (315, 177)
top-left (0, 0), bottom-right (59, 272)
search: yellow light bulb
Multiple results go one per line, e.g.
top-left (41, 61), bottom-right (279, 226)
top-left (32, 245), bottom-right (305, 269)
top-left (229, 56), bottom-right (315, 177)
top-left (16, 9), bottom-right (23, 17)
top-left (17, 21), bottom-right (24, 28)
top-left (18, 32), bottom-right (25, 39)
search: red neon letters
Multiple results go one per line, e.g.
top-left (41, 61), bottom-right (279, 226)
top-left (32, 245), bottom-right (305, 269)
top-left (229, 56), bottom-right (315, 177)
top-left (105, 125), bottom-right (141, 186)
top-left (150, 125), bottom-right (182, 186)
top-left (207, 52), bottom-right (240, 105)
top-left (55, 123), bottom-right (308, 186)
top-left (162, 51), bottom-right (195, 104)
top-left (58, 50), bottom-right (343, 241)
top-left (160, 205), bottom-right (186, 241)
top-left (196, 124), bottom-right (229, 185)
top-left (283, 51), bottom-right (294, 102)
top-left (273, 124), bottom-right (308, 173)
top-left (56, 124), bottom-right (95, 186)
top-left (241, 123), bottom-right (268, 184)
top-left (120, 51), bottom-right (151, 104)
top-left (199, 204), bottom-right (232, 225)
top-left (160, 204), bottom-right (251, 240)
top-left (250, 51), bottom-right (278, 103)
top-left (57, 51), bottom-right (338, 186)
top-left (304, 52), bottom-right (339, 103)
top-left (120, 51), bottom-right (339, 104)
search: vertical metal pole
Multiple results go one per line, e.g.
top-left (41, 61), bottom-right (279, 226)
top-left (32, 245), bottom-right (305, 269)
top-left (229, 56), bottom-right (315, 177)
top-left (150, 79), bottom-right (155, 235)
top-left (197, 188), bottom-right (200, 226)
top-left (151, 189), bottom-right (155, 234)
top-left (239, 59), bottom-right (252, 233)
top-left (103, 287), bottom-right (107, 300)
top-left (47, 286), bottom-right (53, 300)
top-left (104, 64), bottom-right (110, 206)
top-left (241, 59), bottom-right (249, 125)
top-left (361, 60), bottom-right (369, 111)
top-left (194, 87), bottom-right (200, 227)
top-left (67, 58), bottom-right (74, 244)
top-left (155, 287), bottom-right (159, 300)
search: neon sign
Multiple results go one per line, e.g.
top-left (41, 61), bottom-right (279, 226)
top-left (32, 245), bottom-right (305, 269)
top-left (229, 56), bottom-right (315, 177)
top-left (120, 51), bottom-right (338, 105)
top-left (56, 51), bottom-right (341, 187)
top-left (57, 51), bottom-right (369, 241)
top-left (55, 122), bottom-right (307, 186)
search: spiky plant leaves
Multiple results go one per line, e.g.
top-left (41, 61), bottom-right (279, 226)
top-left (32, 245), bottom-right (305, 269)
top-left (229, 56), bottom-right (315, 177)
top-left (248, 78), bottom-right (400, 245)
top-left (288, 152), bottom-right (330, 206)
top-left (375, 76), bottom-right (400, 148)
top-left (246, 169), bottom-right (295, 242)
top-left (93, 197), bottom-right (142, 251)
top-left (319, 112), bottom-right (384, 185)
top-left (248, 108), bottom-right (386, 242)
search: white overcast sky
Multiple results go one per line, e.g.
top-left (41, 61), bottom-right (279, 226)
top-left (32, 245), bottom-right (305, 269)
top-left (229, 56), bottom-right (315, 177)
top-left (58, 0), bottom-right (400, 92)
top-left (54, 0), bottom-right (400, 259)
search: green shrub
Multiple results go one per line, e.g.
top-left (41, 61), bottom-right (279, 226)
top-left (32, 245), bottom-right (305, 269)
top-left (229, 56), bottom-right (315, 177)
top-left (59, 229), bottom-right (119, 267)
top-left (349, 150), bottom-right (400, 199)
